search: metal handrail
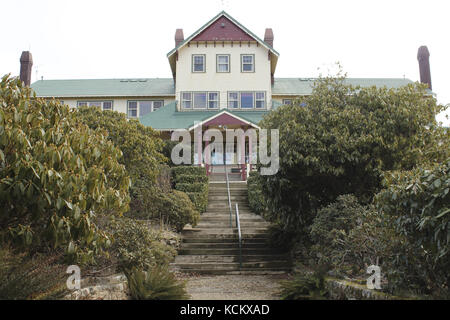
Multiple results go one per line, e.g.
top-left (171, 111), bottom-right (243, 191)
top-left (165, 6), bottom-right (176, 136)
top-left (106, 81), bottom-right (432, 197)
top-left (235, 203), bottom-right (242, 269)
top-left (225, 165), bottom-right (233, 228)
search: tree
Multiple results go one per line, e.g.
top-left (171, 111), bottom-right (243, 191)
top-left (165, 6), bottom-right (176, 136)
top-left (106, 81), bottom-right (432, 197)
top-left (258, 73), bottom-right (447, 234)
top-left (0, 75), bottom-right (130, 262)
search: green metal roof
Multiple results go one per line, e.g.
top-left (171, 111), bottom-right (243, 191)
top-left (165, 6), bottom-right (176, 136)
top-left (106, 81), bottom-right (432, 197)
top-left (272, 78), bottom-right (415, 96)
top-left (31, 77), bottom-right (415, 99)
top-left (30, 78), bottom-right (175, 98)
top-left (139, 101), bottom-right (268, 130)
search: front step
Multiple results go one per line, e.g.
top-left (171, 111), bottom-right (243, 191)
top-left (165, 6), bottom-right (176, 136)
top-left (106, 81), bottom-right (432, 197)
top-left (173, 180), bottom-right (291, 275)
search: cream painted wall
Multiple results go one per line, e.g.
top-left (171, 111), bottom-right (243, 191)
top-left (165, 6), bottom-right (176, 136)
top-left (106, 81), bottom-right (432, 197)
top-left (175, 42), bottom-right (272, 110)
top-left (60, 97), bottom-right (175, 117)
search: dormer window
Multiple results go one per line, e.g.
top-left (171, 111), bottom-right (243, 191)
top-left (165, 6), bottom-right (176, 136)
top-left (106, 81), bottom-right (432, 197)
top-left (192, 54), bottom-right (205, 72)
top-left (217, 54), bottom-right (230, 72)
top-left (241, 54), bottom-right (254, 72)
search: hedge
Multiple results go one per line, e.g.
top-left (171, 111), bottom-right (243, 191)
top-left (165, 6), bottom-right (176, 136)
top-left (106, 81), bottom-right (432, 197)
top-left (175, 182), bottom-right (207, 194)
top-left (174, 174), bottom-right (209, 185)
top-left (172, 166), bottom-right (209, 213)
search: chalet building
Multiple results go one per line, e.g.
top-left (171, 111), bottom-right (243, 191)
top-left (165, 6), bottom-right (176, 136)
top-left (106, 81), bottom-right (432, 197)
top-left (24, 11), bottom-right (432, 181)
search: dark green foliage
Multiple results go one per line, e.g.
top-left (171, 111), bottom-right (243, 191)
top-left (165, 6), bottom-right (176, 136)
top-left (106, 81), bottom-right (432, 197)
top-left (173, 174), bottom-right (209, 185)
top-left (109, 218), bottom-right (176, 272)
top-left (175, 182), bottom-right (207, 193)
top-left (76, 106), bottom-right (166, 220)
top-left (172, 166), bottom-right (209, 213)
top-left (375, 159), bottom-right (450, 296)
top-left (247, 171), bottom-right (266, 216)
top-left (126, 266), bottom-right (189, 300)
top-left (258, 74), bottom-right (445, 235)
top-left (0, 246), bottom-right (68, 300)
top-left (172, 166), bottom-right (206, 177)
top-left (279, 270), bottom-right (329, 300)
top-left (310, 195), bottom-right (387, 276)
top-left (267, 223), bottom-right (296, 252)
top-left (0, 75), bottom-right (130, 261)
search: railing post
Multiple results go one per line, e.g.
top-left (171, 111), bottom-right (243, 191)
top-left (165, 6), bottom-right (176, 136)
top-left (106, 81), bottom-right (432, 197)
top-left (235, 203), bottom-right (242, 269)
top-left (225, 165), bottom-right (233, 228)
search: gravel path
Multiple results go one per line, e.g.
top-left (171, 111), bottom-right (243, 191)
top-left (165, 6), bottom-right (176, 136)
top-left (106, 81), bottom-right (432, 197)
top-left (176, 273), bottom-right (290, 300)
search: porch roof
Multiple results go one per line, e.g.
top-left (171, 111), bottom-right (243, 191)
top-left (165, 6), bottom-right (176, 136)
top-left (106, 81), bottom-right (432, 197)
top-left (139, 101), bottom-right (268, 130)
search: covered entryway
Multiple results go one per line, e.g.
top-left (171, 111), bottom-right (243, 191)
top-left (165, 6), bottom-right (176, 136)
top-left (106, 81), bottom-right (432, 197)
top-left (190, 111), bottom-right (259, 181)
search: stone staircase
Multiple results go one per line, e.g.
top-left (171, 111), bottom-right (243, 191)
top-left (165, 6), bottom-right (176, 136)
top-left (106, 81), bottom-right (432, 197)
top-left (171, 181), bottom-right (291, 275)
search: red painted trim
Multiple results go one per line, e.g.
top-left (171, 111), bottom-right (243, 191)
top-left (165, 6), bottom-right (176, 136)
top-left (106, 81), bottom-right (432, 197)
top-left (192, 16), bottom-right (254, 42)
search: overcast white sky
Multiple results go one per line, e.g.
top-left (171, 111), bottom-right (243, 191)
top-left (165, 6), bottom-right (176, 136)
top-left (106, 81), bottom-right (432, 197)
top-left (1, 0), bottom-right (449, 125)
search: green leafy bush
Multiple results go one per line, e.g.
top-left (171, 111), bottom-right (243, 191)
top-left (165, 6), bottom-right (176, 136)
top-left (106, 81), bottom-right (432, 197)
top-left (172, 166), bottom-right (206, 177)
top-left (0, 246), bottom-right (68, 300)
top-left (247, 171), bottom-right (266, 216)
top-left (258, 73), bottom-right (446, 236)
top-left (279, 270), bottom-right (329, 300)
top-left (172, 166), bottom-right (208, 213)
top-left (109, 218), bottom-right (177, 272)
top-left (175, 182), bottom-right (207, 193)
top-left (76, 106), bottom-right (166, 219)
top-left (310, 195), bottom-right (387, 276)
top-left (126, 266), bottom-right (189, 300)
top-left (375, 159), bottom-right (450, 296)
top-left (173, 174), bottom-right (208, 185)
top-left (0, 75), bottom-right (130, 261)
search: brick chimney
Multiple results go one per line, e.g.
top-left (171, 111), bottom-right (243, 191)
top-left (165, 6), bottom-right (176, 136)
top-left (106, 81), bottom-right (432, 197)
top-left (175, 29), bottom-right (184, 47)
top-left (20, 51), bottom-right (33, 86)
top-left (417, 46), bottom-right (432, 90)
top-left (264, 28), bottom-right (274, 47)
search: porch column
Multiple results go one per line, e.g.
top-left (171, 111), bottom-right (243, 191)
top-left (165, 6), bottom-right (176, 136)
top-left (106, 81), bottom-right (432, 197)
top-left (205, 140), bottom-right (210, 175)
top-left (248, 134), bottom-right (253, 172)
top-left (240, 134), bottom-right (246, 181)
top-left (197, 127), bottom-right (202, 166)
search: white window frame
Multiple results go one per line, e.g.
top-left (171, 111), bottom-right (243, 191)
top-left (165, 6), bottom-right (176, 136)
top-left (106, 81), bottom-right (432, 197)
top-left (216, 54), bottom-right (230, 73)
top-left (228, 92), bottom-right (239, 109)
top-left (77, 100), bottom-right (114, 111)
top-left (181, 92), bottom-right (192, 109)
top-left (282, 99), bottom-right (293, 105)
top-left (241, 54), bottom-right (255, 73)
top-left (255, 92), bottom-right (266, 109)
top-left (127, 100), bottom-right (164, 118)
top-left (192, 54), bottom-right (206, 73)
top-left (181, 92), bottom-right (220, 110)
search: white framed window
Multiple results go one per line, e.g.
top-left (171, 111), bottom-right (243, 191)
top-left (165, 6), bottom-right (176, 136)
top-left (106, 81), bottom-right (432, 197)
top-left (181, 92), bottom-right (220, 110)
top-left (255, 92), bottom-right (265, 108)
top-left (226, 92), bottom-right (266, 109)
top-left (182, 92), bottom-right (192, 109)
top-left (228, 92), bottom-right (239, 109)
top-left (208, 92), bottom-right (219, 109)
top-left (192, 54), bottom-right (205, 72)
top-left (240, 92), bottom-right (254, 108)
top-left (282, 99), bottom-right (293, 105)
top-left (77, 101), bottom-right (113, 111)
top-left (241, 54), bottom-right (254, 72)
top-left (217, 54), bottom-right (230, 73)
top-left (127, 101), bottom-right (138, 118)
top-left (193, 92), bottom-right (207, 109)
top-left (127, 100), bottom-right (164, 118)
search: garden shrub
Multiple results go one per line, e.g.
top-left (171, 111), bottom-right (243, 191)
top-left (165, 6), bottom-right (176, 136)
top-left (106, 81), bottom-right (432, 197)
top-left (109, 218), bottom-right (177, 272)
top-left (279, 270), bottom-right (329, 300)
top-left (76, 106), bottom-right (166, 219)
top-left (125, 266), bottom-right (188, 300)
top-left (0, 246), bottom-right (68, 300)
top-left (257, 74), bottom-right (446, 236)
top-left (0, 75), bottom-right (130, 262)
top-left (172, 166), bottom-right (208, 213)
top-left (375, 158), bottom-right (450, 297)
top-left (310, 195), bottom-right (388, 277)
top-left (247, 171), bottom-right (266, 216)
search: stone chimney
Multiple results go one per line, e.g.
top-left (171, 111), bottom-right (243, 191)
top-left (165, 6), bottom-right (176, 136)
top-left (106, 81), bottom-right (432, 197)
top-left (20, 51), bottom-right (33, 86)
top-left (175, 29), bottom-right (184, 47)
top-left (264, 28), bottom-right (274, 47)
top-left (417, 46), bottom-right (432, 90)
